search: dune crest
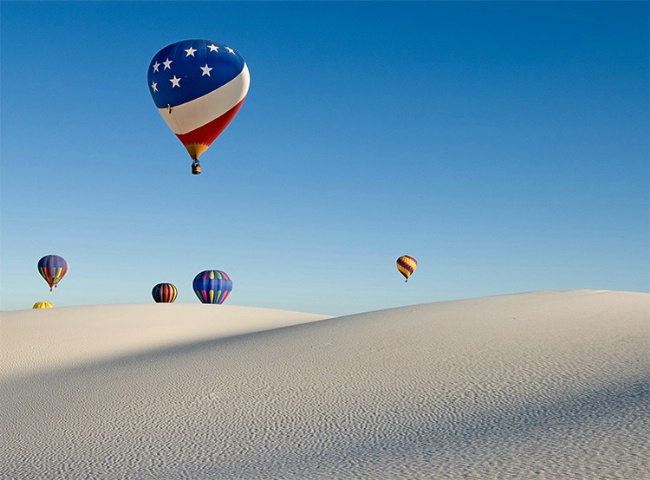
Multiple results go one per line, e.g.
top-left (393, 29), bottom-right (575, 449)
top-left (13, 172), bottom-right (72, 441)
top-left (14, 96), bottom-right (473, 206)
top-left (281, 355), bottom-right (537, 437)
top-left (2, 290), bottom-right (648, 479)
top-left (1, 303), bottom-right (330, 379)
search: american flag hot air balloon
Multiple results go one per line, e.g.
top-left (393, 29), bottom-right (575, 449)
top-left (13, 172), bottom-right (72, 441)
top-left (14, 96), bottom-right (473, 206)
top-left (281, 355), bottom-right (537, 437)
top-left (147, 39), bottom-right (250, 174)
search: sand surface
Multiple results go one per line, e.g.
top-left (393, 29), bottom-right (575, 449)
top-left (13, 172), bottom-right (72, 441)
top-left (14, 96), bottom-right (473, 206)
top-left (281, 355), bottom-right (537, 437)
top-left (1, 290), bottom-right (648, 479)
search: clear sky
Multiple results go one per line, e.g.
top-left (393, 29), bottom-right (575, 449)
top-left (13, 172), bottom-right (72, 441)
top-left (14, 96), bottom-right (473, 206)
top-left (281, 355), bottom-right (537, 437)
top-left (1, 1), bottom-right (648, 315)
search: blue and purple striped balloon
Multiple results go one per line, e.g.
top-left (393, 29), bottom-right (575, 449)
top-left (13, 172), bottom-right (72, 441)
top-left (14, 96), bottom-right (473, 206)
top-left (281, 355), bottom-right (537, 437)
top-left (37, 255), bottom-right (69, 291)
top-left (193, 270), bottom-right (232, 304)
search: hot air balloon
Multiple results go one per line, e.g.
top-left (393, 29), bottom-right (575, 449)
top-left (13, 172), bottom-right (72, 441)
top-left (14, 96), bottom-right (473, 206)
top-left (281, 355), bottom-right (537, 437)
top-left (37, 255), bottom-right (69, 291)
top-left (193, 270), bottom-right (232, 304)
top-left (33, 301), bottom-right (53, 309)
top-left (396, 255), bottom-right (417, 282)
top-left (147, 39), bottom-right (250, 175)
top-left (152, 283), bottom-right (178, 303)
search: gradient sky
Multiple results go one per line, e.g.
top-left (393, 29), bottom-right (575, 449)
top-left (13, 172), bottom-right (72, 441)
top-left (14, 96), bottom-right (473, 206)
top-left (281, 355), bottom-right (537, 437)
top-left (1, 1), bottom-right (648, 315)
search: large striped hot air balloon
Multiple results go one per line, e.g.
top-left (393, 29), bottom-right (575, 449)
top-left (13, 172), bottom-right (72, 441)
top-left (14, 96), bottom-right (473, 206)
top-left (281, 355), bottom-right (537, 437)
top-left (193, 270), bottom-right (233, 304)
top-left (37, 255), bottom-right (69, 291)
top-left (152, 283), bottom-right (178, 303)
top-left (33, 301), bottom-right (54, 309)
top-left (396, 255), bottom-right (417, 282)
top-left (147, 39), bottom-right (250, 175)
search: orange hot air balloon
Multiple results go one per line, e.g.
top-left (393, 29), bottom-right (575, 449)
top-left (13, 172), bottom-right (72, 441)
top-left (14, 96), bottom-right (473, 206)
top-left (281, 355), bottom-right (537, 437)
top-left (152, 283), bottom-right (178, 303)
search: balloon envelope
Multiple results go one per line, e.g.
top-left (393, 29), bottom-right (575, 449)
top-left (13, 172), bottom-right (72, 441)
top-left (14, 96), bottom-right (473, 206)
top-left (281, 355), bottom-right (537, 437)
top-left (152, 283), bottom-right (178, 303)
top-left (37, 255), bottom-right (69, 291)
top-left (193, 270), bottom-right (232, 304)
top-left (147, 39), bottom-right (250, 162)
top-left (396, 255), bottom-right (417, 282)
top-left (33, 302), bottom-right (53, 309)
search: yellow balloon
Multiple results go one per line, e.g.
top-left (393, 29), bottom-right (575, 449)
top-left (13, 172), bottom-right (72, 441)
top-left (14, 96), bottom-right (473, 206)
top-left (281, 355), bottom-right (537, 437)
top-left (396, 255), bottom-right (418, 282)
top-left (33, 301), bottom-right (54, 309)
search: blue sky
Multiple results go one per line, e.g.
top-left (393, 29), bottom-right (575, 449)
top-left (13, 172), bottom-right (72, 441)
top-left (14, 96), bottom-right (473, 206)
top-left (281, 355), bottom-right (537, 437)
top-left (1, 1), bottom-right (648, 315)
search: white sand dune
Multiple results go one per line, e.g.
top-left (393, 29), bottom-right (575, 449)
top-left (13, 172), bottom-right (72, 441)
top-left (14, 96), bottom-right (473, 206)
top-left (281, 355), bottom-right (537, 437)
top-left (1, 304), bottom-right (330, 380)
top-left (1, 290), bottom-right (648, 479)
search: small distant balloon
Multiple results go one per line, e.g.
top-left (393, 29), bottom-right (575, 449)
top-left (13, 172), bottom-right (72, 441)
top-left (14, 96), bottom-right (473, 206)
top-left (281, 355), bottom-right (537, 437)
top-left (33, 301), bottom-right (54, 309)
top-left (193, 270), bottom-right (232, 304)
top-left (152, 283), bottom-right (178, 303)
top-left (396, 255), bottom-right (417, 282)
top-left (37, 255), bottom-right (69, 291)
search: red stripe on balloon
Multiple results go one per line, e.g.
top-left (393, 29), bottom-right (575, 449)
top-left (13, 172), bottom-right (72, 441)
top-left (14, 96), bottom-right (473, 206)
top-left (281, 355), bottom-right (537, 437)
top-left (176, 99), bottom-right (246, 149)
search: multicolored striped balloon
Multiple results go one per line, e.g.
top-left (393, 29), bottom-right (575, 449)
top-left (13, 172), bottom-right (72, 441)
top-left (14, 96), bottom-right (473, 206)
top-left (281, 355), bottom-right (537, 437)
top-left (33, 301), bottom-right (54, 309)
top-left (152, 283), bottom-right (178, 303)
top-left (37, 255), bottom-right (69, 291)
top-left (193, 270), bottom-right (233, 304)
top-left (396, 255), bottom-right (417, 282)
